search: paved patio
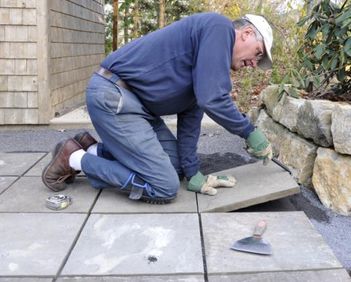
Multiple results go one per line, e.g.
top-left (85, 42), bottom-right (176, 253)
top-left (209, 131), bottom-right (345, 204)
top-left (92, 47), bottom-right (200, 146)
top-left (0, 152), bottom-right (350, 281)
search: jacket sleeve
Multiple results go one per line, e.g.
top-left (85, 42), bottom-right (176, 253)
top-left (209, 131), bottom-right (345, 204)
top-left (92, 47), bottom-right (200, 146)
top-left (192, 24), bottom-right (255, 139)
top-left (177, 102), bottom-right (203, 178)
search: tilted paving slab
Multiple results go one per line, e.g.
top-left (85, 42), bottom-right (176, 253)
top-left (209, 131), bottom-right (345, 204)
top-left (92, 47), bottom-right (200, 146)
top-left (62, 214), bottom-right (203, 276)
top-left (197, 161), bottom-right (299, 212)
top-left (92, 183), bottom-right (197, 213)
top-left (201, 212), bottom-right (343, 275)
top-left (0, 153), bottom-right (45, 176)
top-left (208, 269), bottom-right (351, 282)
top-left (57, 275), bottom-right (204, 281)
top-left (0, 177), bottom-right (99, 213)
top-left (0, 176), bottom-right (17, 194)
top-left (0, 213), bottom-right (86, 276)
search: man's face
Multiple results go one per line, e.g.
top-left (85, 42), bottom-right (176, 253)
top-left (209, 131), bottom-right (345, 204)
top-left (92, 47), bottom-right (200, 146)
top-left (231, 27), bottom-right (264, 71)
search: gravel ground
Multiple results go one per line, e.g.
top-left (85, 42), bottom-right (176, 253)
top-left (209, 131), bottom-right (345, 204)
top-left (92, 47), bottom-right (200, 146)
top-left (1, 125), bottom-right (350, 275)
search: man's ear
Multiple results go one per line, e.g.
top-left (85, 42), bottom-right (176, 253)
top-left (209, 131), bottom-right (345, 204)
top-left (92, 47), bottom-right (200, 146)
top-left (241, 26), bottom-right (254, 41)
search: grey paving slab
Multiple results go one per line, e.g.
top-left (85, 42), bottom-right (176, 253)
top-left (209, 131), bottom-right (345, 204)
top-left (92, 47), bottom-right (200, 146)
top-left (202, 212), bottom-right (342, 274)
top-left (0, 176), bottom-right (99, 213)
top-left (24, 153), bottom-right (51, 176)
top-left (57, 275), bottom-right (204, 281)
top-left (0, 176), bottom-right (17, 193)
top-left (0, 213), bottom-right (86, 276)
top-left (208, 269), bottom-right (351, 282)
top-left (92, 182), bottom-right (197, 213)
top-left (62, 214), bottom-right (203, 276)
top-left (24, 154), bottom-right (87, 178)
top-left (0, 279), bottom-right (52, 282)
top-left (197, 161), bottom-right (299, 212)
top-left (0, 153), bottom-right (45, 176)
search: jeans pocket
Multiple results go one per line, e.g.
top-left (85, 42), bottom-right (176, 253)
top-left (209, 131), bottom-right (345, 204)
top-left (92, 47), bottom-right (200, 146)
top-left (103, 86), bottom-right (123, 114)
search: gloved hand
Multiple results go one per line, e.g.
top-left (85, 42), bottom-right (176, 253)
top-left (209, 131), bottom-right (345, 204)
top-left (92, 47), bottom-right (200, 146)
top-left (246, 128), bottom-right (273, 162)
top-left (187, 171), bottom-right (236, 196)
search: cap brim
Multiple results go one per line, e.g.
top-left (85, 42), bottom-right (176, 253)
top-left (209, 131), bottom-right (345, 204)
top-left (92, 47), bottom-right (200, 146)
top-left (258, 41), bottom-right (272, 70)
top-left (258, 55), bottom-right (272, 70)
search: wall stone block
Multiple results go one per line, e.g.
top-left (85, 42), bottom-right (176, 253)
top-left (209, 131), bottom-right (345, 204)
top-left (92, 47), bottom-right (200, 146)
top-left (313, 148), bottom-right (351, 216)
top-left (260, 84), bottom-right (280, 117)
top-left (256, 109), bottom-right (317, 187)
top-left (296, 100), bottom-right (335, 147)
top-left (272, 93), bottom-right (305, 133)
top-left (331, 103), bottom-right (351, 155)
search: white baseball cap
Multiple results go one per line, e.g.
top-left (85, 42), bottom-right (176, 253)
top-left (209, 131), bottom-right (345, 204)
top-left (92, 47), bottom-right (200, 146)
top-left (243, 14), bottom-right (273, 70)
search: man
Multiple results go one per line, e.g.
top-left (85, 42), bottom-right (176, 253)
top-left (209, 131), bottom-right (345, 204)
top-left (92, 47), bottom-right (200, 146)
top-left (42, 13), bottom-right (273, 204)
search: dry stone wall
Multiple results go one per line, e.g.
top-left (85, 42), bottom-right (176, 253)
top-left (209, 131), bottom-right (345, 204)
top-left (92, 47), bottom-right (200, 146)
top-left (252, 85), bottom-right (351, 216)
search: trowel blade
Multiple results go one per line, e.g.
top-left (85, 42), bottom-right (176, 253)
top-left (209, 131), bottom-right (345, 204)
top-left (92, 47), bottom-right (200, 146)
top-left (231, 236), bottom-right (272, 255)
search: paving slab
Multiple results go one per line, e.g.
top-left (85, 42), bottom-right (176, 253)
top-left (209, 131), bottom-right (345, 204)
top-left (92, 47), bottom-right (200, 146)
top-left (0, 153), bottom-right (45, 176)
top-left (0, 177), bottom-right (99, 213)
top-left (201, 212), bottom-right (342, 275)
top-left (24, 153), bottom-right (51, 176)
top-left (92, 182), bottom-right (197, 213)
top-left (197, 161), bottom-right (299, 212)
top-left (0, 176), bottom-right (17, 193)
top-left (208, 269), bottom-right (351, 282)
top-left (62, 214), bottom-right (203, 276)
top-left (0, 279), bottom-right (52, 282)
top-left (57, 275), bottom-right (204, 281)
top-left (0, 213), bottom-right (86, 276)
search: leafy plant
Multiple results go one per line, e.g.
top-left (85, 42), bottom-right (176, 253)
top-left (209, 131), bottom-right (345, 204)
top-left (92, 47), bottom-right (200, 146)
top-left (284, 0), bottom-right (351, 99)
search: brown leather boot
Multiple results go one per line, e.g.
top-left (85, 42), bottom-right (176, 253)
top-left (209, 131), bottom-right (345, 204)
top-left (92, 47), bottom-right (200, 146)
top-left (73, 131), bottom-right (97, 151)
top-left (42, 139), bottom-right (82, 192)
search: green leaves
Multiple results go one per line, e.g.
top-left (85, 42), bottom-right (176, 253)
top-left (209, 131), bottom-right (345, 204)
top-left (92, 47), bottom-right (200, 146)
top-left (285, 0), bottom-right (351, 95)
top-left (345, 38), bottom-right (351, 57)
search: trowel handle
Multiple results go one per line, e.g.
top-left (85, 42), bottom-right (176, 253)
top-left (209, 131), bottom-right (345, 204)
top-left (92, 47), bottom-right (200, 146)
top-left (253, 220), bottom-right (267, 237)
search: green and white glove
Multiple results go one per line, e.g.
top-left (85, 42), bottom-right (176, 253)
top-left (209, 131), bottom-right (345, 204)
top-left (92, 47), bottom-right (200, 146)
top-left (187, 171), bottom-right (236, 196)
top-left (246, 128), bottom-right (273, 162)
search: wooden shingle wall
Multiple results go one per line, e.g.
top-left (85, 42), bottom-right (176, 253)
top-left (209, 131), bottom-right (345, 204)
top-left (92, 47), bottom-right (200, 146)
top-left (0, 0), bottom-right (39, 124)
top-left (0, 0), bottom-right (105, 124)
top-left (49, 0), bottom-right (105, 116)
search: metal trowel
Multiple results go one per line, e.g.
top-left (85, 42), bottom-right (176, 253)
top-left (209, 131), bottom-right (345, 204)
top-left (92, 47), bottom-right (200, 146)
top-left (231, 220), bottom-right (272, 255)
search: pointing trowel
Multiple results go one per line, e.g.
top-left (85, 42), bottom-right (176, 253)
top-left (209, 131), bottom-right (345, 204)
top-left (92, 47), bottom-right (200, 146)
top-left (231, 220), bottom-right (272, 255)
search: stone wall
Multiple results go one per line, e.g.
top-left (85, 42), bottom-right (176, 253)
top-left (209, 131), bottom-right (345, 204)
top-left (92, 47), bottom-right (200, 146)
top-left (0, 0), bottom-right (105, 125)
top-left (0, 0), bottom-right (39, 124)
top-left (251, 85), bottom-right (351, 216)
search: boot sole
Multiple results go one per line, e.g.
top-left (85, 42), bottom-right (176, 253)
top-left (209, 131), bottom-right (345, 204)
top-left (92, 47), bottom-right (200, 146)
top-left (118, 189), bottom-right (175, 205)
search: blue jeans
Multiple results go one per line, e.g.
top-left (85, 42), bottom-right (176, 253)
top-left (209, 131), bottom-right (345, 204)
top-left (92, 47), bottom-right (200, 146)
top-left (82, 73), bottom-right (181, 198)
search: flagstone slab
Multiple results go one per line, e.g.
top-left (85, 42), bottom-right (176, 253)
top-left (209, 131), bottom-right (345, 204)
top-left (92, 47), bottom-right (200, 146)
top-left (202, 212), bottom-right (342, 275)
top-left (197, 161), bottom-right (299, 212)
top-left (92, 183), bottom-right (197, 213)
top-left (0, 279), bottom-right (52, 282)
top-left (0, 176), bottom-right (17, 193)
top-left (57, 275), bottom-right (204, 281)
top-left (24, 153), bottom-right (51, 176)
top-left (25, 154), bottom-right (87, 178)
top-left (0, 153), bottom-right (45, 176)
top-left (62, 214), bottom-right (203, 276)
top-left (0, 213), bottom-right (85, 276)
top-left (0, 177), bottom-right (99, 213)
top-left (208, 269), bottom-right (351, 282)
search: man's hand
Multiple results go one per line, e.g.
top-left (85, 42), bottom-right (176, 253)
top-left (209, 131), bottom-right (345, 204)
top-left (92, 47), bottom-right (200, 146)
top-left (246, 128), bottom-right (273, 162)
top-left (187, 171), bottom-right (236, 196)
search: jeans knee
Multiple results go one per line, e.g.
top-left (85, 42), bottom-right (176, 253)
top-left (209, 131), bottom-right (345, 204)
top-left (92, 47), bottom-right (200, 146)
top-left (152, 172), bottom-right (180, 198)
top-left (167, 174), bottom-right (180, 196)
